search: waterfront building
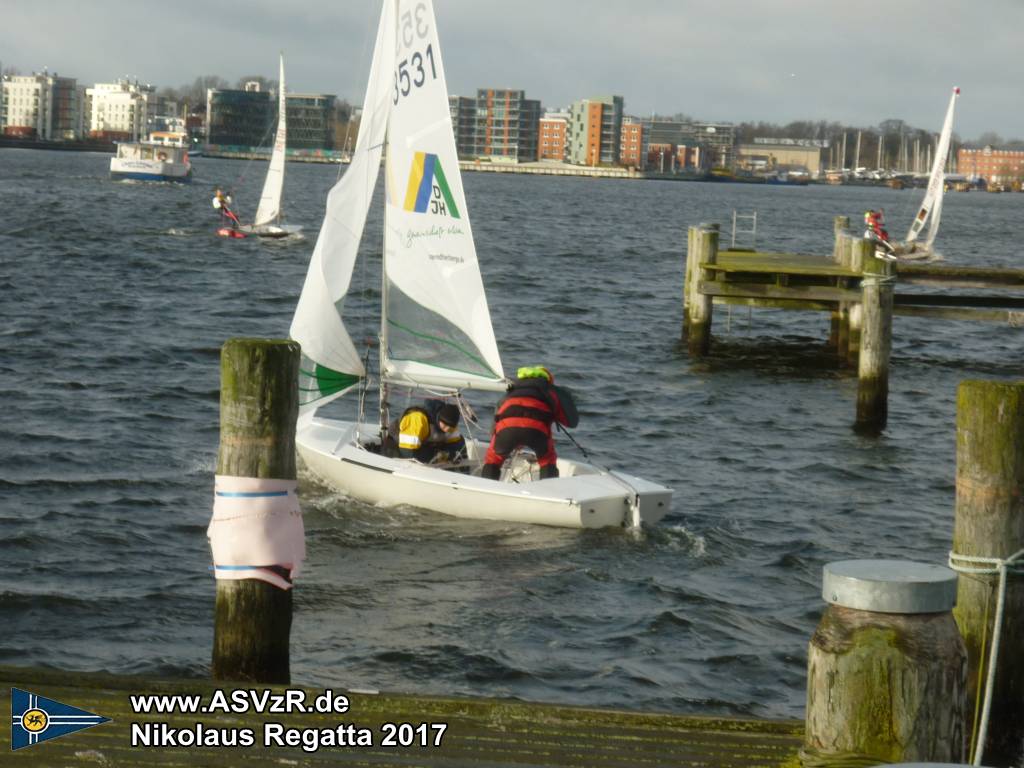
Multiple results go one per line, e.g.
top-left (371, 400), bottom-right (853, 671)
top-left (694, 122), bottom-right (736, 169)
top-left (539, 110), bottom-right (569, 162)
top-left (206, 83), bottom-right (273, 149)
top-left (1, 72), bottom-right (80, 140)
top-left (620, 116), bottom-right (644, 169)
top-left (638, 120), bottom-right (705, 172)
top-left (737, 138), bottom-right (822, 176)
top-left (286, 92), bottom-right (336, 150)
top-left (449, 95), bottom-right (476, 159)
top-left (207, 82), bottom-right (337, 152)
top-left (472, 88), bottom-right (541, 163)
top-left (958, 145), bottom-right (1024, 188)
top-left (84, 79), bottom-right (155, 141)
top-left (568, 95), bottom-right (624, 167)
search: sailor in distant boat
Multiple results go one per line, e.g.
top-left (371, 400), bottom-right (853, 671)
top-left (212, 187), bottom-right (240, 231)
top-left (481, 366), bottom-right (579, 481)
top-left (864, 209), bottom-right (896, 260)
top-left (387, 400), bottom-right (466, 464)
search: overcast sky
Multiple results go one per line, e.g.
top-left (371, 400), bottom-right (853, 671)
top-left (3, 0), bottom-right (1021, 141)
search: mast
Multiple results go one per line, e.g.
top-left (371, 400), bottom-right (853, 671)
top-left (379, 139), bottom-right (390, 439)
top-left (377, 0), bottom-right (398, 439)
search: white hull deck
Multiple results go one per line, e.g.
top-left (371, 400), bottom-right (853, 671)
top-left (238, 223), bottom-right (303, 238)
top-left (109, 157), bottom-right (191, 183)
top-left (297, 417), bottom-right (672, 529)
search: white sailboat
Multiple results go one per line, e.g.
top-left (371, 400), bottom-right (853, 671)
top-left (893, 86), bottom-right (960, 259)
top-left (289, 0), bottom-right (672, 529)
top-left (236, 54), bottom-right (302, 239)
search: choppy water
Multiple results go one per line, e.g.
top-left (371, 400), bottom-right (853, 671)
top-left (1, 148), bottom-right (1021, 719)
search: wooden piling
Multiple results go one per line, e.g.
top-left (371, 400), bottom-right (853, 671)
top-left (951, 380), bottom-right (1024, 767)
top-left (855, 248), bottom-right (894, 433)
top-left (682, 224), bottom-right (697, 338)
top-left (833, 232), bottom-right (855, 360)
top-left (803, 561), bottom-right (966, 766)
top-left (212, 338), bottom-right (301, 684)
top-left (686, 224), bottom-right (719, 357)
top-left (845, 238), bottom-right (870, 367)
top-left (831, 215), bottom-right (850, 262)
top-left (828, 217), bottom-right (850, 348)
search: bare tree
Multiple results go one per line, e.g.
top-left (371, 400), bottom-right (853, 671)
top-left (975, 131), bottom-right (1004, 148)
top-left (183, 75), bottom-right (230, 107)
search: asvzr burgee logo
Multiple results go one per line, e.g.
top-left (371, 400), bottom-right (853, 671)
top-left (403, 152), bottom-right (460, 218)
top-left (11, 688), bottom-right (110, 750)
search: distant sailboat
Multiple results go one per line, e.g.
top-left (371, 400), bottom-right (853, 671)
top-left (891, 87), bottom-right (960, 260)
top-left (226, 54), bottom-right (302, 239)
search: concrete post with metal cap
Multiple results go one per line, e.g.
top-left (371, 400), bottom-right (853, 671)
top-left (802, 560), bottom-right (966, 766)
top-left (211, 338), bottom-right (301, 684)
top-left (950, 380), bottom-right (1024, 767)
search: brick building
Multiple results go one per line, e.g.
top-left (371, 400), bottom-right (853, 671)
top-left (538, 111), bottom-right (568, 161)
top-left (958, 145), bottom-right (1024, 187)
top-left (619, 118), bottom-right (644, 169)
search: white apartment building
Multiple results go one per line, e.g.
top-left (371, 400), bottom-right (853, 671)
top-left (84, 79), bottom-right (155, 141)
top-left (1, 73), bottom-right (80, 140)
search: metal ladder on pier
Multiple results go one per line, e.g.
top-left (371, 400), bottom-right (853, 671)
top-left (728, 211), bottom-right (758, 333)
top-left (731, 210), bottom-right (757, 250)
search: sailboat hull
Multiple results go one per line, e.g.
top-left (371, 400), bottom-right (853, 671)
top-left (238, 223), bottom-right (303, 238)
top-left (296, 417), bottom-right (673, 529)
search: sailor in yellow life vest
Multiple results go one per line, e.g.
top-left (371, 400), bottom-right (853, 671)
top-left (387, 400), bottom-right (466, 464)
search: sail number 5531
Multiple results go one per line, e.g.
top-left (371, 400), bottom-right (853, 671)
top-left (394, 3), bottom-right (436, 104)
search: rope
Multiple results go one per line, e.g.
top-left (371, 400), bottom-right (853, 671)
top-left (555, 423), bottom-right (643, 528)
top-left (947, 547), bottom-right (1024, 766)
top-left (859, 274), bottom-right (897, 287)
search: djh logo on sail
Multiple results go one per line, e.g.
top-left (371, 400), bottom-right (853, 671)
top-left (403, 152), bottom-right (460, 218)
top-left (10, 688), bottom-right (111, 751)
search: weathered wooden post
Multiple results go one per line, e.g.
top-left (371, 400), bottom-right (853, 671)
top-left (208, 338), bottom-right (303, 684)
top-left (686, 224), bottom-right (719, 357)
top-left (831, 215), bottom-right (850, 261)
top-left (845, 238), bottom-right (871, 368)
top-left (949, 380), bottom-right (1024, 767)
top-left (682, 225), bottom-right (697, 338)
top-left (834, 231), bottom-right (855, 360)
top-left (855, 250), bottom-right (894, 433)
top-left (802, 560), bottom-right (966, 766)
top-left (828, 216), bottom-right (850, 349)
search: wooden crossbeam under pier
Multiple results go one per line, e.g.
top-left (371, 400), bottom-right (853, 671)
top-left (682, 222), bottom-right (1024, 431)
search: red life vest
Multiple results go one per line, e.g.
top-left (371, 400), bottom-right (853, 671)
top-left (493, 379), bottom-right (560, 438)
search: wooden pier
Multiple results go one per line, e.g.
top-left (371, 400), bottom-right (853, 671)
top-left (683, 220), bottom-right (1024, 430)
top-left (2, 665), bottom-right (803, 767)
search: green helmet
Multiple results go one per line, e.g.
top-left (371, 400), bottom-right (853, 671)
top-left (517, 365), bottom-right (552, 382)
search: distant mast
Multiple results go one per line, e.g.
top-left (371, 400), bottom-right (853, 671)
top-left (906, 86), bottom-right (960, 245)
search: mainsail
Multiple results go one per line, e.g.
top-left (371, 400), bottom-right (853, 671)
top-left (381, 0), bottom-right (504, 391)
top-left (254, 54), bottom-right (288, 228)
top-left (290, 2), bottom-right (396, 410)
top-left (906, 86), bottom-right (959, 245)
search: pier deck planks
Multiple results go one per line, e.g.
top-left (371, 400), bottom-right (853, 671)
top-left (2, 665), bottom-right (803, 767)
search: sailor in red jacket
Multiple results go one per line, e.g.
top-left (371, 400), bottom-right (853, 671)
top-left (480, 366), bottom-right (579, 481)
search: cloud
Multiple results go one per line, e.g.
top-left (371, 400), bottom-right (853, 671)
top-left (2, 0), bottom-right (1021, 140)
